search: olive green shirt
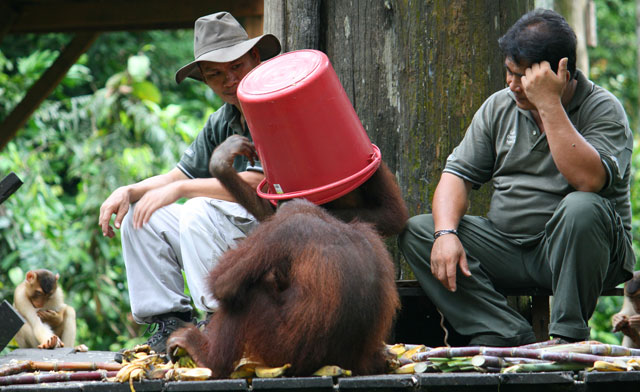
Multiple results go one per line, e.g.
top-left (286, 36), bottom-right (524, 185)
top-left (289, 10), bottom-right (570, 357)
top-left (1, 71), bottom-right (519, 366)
top-left (177, 103), bottom-right (262, 179)
top-left (444, 70), bottom-right (633, 239)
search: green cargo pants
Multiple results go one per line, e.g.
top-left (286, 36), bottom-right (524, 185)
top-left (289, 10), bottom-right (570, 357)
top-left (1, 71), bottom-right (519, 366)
top-left (398, 191), bottom-right (634, 346)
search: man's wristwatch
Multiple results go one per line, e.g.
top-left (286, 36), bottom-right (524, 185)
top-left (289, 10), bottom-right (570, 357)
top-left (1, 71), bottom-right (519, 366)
top-left (434, 229), bottom-right (458, 239)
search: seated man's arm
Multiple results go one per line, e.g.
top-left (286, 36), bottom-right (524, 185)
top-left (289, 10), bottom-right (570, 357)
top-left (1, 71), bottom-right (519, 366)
top-left (431, 172), bottom-right (473, 292)
top-left (522, 59), bottom-right (606, 192)
top-left (131, 168), bottom-right (264, 229)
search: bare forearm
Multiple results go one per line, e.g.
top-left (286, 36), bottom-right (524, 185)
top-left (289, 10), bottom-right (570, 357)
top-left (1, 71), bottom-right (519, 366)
top-left (432, 173), bottom-right (471, 231)
top-left (124, 168), bottom-right (187, 202)
top-left (175, 171), bottom-right (265, 202)
top-left (538, 105), bottom-right (606, 191)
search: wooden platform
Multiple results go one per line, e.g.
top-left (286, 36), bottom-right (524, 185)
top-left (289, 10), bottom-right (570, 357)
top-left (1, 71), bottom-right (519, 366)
top-left (2, 348), bottom-right (640, 391)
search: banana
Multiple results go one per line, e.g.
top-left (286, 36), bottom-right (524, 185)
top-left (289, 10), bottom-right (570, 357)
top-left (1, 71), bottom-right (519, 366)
top-left (130, 368), bottom-right (145, 381)
top-left (400, 345), bottom-right (427, 360)
top-left (386, 343), bottom-right (407, 357)
top-left (233, 356), bottom-right (264, 372)
top-left (593, 360), bottom-right (626, 372)
top-left (393, 362), bottom-right (428, 374)
top-left (115, 363), bottom-right (146, 382)
top-left (626, 358), bottom-right (640, 371)
top-left (172, 346), bottom-right (188, 358)
top-left (176, 356), bottom-right (197, 368)
top-left (312, 365), bottom-right (352, 377)
top-left (255, 363), bottom-right (291, 378)
top-left (171, 368), bottom-right (213, 381)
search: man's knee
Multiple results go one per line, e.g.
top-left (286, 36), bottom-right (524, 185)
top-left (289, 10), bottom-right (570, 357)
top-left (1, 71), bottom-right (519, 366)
top-left (554, 191), bottom-right (611, 230)
top-left (179, 198), bottom-right (211, 231)
top-left (121, 204), bottom-right (135, 235)
top-left (398, 214), bottom-right (435, 268)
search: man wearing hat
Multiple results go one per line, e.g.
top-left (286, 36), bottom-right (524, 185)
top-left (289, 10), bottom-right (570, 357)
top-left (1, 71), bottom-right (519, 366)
top-left (98, 12), bottom-right (281, 353)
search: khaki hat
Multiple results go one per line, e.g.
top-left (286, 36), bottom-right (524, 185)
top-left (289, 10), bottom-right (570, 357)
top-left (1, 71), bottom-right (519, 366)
top-left (175, 12), bottom-right (281, 84)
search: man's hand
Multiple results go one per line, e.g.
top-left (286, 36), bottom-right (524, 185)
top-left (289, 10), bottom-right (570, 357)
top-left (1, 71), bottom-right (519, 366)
top-left (131, 183), bottom-right (181, 229)
top-left (521, 58), bottom-right (569, 111)
top-left (99, 187), bottom-right (131, 238)
top-left (209, 135), bottom-right (259, 176)
top-left (430, 234), bottom-right (472, 292)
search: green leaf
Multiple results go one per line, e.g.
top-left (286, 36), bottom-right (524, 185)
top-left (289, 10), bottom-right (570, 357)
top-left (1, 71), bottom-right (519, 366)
top-left (8, 267), bottom-right (24, 286)
top-left (127, 54), bottom-right (150, 82)
top-left (132, 81), bottom-right (161, 103)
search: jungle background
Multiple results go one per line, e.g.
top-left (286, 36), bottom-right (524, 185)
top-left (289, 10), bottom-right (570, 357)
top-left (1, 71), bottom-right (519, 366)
top-left (0, 0), bottom-right (638, 352)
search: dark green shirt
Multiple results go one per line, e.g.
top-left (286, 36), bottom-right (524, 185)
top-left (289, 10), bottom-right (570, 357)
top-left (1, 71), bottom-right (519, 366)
top-left (444, 70), bottom-right (633, 238)
top-left (177, 103), bottom-right (262, 178)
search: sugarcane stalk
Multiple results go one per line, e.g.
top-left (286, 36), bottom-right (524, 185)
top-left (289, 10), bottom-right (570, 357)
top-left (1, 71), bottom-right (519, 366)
top-left (415, 346), bottom-right (639, 365)
top-left (0, 361), bottom-right (33, 377)
top-left (30, 361), bottom-right (123, 372)
top-left (519, 338), bottom-right (566, 349)
top-left (0, 370), bottom-right (118, 385)
top-left (502, 362), bottom-right (588, 373)
top-left (540, 343), bottom-right (640, 357)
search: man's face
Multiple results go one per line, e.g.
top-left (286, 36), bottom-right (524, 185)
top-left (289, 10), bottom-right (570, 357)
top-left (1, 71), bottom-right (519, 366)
top-left (200, 49), bottom-right (261, 108)
top-left (505, 57), bottom-right (535, 111)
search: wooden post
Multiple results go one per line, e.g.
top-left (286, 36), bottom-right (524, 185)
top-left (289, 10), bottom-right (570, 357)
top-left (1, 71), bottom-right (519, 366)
top-left (264, 1), bottom-right (533, 276)
top-left (0, 32), bottom-right (99, 152)
top-left (264, 0), bottom-right (321, 51)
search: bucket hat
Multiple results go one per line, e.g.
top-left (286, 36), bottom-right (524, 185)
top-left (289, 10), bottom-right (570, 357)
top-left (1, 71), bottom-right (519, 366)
top-left (175, 12), bottom-right (281, 84)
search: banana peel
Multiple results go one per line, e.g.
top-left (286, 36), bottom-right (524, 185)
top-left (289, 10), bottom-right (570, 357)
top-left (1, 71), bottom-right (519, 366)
top-left (393, 362), bottom-right (429, 374)
top-left (592, 360), bottom-right (627, 372)
top-left (164, 367), bottom-right (213, 381)
top-left (255, 363), bottom-right (291, 378)
top-left (312, 365), bottom-right (352, 377)
top-left (386, 343), bottom-right (407, 357)
top-left (400, 345), bottom-right (427, 360)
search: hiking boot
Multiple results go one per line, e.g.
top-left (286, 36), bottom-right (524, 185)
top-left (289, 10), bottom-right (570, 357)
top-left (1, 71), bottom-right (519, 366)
top-left (145, 313), bottom-right (194, 354)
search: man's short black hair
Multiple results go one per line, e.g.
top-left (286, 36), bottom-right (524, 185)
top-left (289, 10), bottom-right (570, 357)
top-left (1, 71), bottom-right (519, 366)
top-left (498, 9), bottom-right (577, 80)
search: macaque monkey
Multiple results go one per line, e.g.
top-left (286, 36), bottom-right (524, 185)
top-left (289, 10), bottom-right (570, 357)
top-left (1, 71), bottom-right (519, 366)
top-left (13, 269), bottom-right (76, 349)
top-left (612, 271), bottom-right (640, 348)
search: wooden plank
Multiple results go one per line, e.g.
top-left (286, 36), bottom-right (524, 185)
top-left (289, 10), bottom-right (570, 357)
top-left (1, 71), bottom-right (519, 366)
top-left (0, 300), bottom-right (25, 352)
top-left (0, 172), bottom-right (23, 204)
top-left (8, 0), bottom-right (263, 33)
top-left (0, 32), bottom-right (99, 152)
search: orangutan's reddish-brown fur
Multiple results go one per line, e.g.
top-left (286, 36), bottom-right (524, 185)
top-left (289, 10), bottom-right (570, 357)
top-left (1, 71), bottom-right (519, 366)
top-left (167, 199), bottom-right (400, 377)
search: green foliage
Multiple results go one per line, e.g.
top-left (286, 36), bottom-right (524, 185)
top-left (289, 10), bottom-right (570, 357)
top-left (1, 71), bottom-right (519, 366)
top-left (586, 0), bottom-right (638, 344)
top-left (0, 31), bottom-right (217, 351)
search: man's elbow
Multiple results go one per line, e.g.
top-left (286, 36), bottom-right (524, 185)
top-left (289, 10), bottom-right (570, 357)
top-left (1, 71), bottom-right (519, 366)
top-left (572, 175), bottom-right (606, 193)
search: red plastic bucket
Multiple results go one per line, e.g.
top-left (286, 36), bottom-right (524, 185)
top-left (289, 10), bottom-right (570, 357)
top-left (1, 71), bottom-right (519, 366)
top-left (238, 49), bottom-right (381, 205)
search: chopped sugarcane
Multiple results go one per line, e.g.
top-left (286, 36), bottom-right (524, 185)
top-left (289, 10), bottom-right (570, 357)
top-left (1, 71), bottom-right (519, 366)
top-left (0, 370), bottom-right (118, 385)
top-left (502, 362), bottom-right (588, 373)
top-left (0, 360), bottom-right (122, 377)
top-left (415, 346), bottom-right (639, 365)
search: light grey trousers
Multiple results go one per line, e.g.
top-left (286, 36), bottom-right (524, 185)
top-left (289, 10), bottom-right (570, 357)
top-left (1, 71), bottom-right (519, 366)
top-left (121, 197), bottom-right (258, 324)
top-left (399, 192), bottom-right (634, 346)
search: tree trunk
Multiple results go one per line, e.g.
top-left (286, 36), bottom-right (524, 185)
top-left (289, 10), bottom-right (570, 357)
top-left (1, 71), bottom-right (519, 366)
top-left (554, 0), bottom-right (590, 75)
top-left (637, 0), bottom-right (640, 128)
top-left (264, 0), bottom-right (533, 276)
top-left (264, 0), bottom-right (321, 51)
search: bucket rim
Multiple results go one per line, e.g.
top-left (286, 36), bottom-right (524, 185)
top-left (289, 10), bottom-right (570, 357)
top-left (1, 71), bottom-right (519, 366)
top-left (256, 144), bottom-right (382, 205)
